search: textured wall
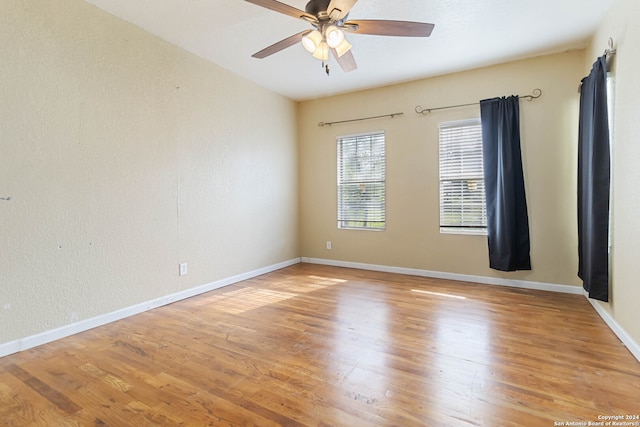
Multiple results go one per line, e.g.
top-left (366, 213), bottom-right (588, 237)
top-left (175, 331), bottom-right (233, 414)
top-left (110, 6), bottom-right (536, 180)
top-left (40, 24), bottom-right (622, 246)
top-left (0, 0), bottom-right (298, 344)
top-left (586, 0), bottom-right (640, 348)
top-left (298, 51), bottom-right (585, 287)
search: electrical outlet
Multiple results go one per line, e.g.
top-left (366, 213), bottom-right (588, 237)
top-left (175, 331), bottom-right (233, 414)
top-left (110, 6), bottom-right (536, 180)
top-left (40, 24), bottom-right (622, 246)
top-left (326, 241), bottom-right (332, 250)
top-left (179, 263), bottom-right (188, 276)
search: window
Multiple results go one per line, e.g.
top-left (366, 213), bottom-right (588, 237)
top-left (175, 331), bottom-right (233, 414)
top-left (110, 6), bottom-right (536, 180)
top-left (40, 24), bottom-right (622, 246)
top-left (439, 119), bottom-right (487, 234)
top-left (337, 132), bottom-right (386, 230)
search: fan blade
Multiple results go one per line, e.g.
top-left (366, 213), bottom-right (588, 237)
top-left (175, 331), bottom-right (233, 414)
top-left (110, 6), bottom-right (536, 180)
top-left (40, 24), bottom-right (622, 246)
top-left (252, 30), bottom-right (311, 59)
top-left (327, 0), bottom-right (358, 20)
top-left (244, 0), bottom-right (315, 21)
top-left (331, 48), bottom-right (357, 72)
top-left (346, 19), bottom-right (434, 37)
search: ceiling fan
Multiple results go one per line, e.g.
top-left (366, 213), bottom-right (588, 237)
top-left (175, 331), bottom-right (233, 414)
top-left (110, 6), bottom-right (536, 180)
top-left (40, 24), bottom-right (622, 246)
top-left (244, 0), bottom-right (435, 74)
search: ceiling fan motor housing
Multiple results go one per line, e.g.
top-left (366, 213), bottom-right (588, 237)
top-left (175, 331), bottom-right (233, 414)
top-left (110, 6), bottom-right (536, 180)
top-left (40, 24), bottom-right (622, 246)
top-left (305, 0), bottom-right (331, 17)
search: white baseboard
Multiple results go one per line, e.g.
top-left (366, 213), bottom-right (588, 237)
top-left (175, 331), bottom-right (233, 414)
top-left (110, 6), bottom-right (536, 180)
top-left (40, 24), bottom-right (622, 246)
top-left (6, 256), bottom-right (637, 365)
top-left (0, 258), bottom-right (301, 359)
top-left (301, 257), bottom-right (584, 294)
top-left (585, 295), bottom-right (640, 363)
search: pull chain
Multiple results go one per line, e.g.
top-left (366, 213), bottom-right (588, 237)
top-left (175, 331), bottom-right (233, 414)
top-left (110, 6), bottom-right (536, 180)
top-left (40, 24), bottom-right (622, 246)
top-left (322, 60), bottom-right (330, 76)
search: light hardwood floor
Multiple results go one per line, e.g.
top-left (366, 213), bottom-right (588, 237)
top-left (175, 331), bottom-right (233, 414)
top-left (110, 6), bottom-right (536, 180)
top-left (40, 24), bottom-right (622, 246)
top-left (1, 263), bottom-right (639, 426)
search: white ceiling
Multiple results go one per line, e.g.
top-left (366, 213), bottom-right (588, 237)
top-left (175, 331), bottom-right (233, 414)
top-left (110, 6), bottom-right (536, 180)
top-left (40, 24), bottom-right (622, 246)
top-left (84, 0), bottom-right (614, 101)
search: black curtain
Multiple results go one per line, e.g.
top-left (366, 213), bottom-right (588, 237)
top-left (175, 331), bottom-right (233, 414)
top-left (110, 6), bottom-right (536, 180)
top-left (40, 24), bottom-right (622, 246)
top-left (480, 96), bottom-right (531, 271)
top-left (578, 56), bottom-right (610, 302)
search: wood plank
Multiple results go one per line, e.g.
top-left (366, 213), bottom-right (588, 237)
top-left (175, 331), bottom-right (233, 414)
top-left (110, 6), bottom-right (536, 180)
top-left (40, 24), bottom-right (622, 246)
top-left (1, 263), bottom-right (639, 425)
top-left (5, 364), bottom-right (82, 415)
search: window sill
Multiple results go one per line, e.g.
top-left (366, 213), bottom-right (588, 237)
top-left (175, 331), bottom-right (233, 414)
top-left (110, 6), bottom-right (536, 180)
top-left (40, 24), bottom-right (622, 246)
top-left (440, 227), bottom-right (487, 236)
top-left (339, 227), bottom-right (386, 232)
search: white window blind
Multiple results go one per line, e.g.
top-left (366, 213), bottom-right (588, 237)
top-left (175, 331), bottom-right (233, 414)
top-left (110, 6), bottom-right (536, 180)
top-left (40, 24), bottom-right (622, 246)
top-left (439, 119), bottom-right (487, 233)
top-left (337, 132), bottom-right (386, 230)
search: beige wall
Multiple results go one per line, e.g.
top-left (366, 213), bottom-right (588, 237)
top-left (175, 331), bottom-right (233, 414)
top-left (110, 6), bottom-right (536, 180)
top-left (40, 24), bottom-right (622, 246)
top-left (299, 51), bottom-right (585, 286)
top-left (0, 0), bottom-right (298, 345)
top-left (586, 0), bottom-right (640, 347)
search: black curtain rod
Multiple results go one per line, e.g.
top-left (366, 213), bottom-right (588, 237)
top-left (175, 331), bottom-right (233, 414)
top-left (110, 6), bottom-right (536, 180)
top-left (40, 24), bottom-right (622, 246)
top-left (318, 112), bottom-right (403, 127)
top-left (414, 88), bottom-right (542, 115)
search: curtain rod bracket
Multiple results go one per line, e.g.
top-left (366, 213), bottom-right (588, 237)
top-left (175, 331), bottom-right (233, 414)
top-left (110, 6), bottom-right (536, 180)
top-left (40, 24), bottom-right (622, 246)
top-left (415, 88), bottom-right (543, 115)
top-left (605, 37), bottom-right (617, 56)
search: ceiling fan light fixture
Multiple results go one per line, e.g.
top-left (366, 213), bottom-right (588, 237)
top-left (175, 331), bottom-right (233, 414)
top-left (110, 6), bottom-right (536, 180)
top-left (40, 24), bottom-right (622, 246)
top-left (302, 30), bottom-right (323, 53)
top-left (312, 41), bottom-right (329, 61)
top-left (325, 25), bottom-right (345, 48)
top-left (334, 38), bottom-right (352, 57)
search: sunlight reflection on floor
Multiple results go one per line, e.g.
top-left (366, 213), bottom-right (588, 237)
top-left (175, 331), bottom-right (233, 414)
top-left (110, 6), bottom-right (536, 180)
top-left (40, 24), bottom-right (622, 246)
top-left (411, 289), bottom-right (467, 300)
top-left (204, 275), bottom-right (347, 314)
top-left (205, 288), bottom-right (297, 314)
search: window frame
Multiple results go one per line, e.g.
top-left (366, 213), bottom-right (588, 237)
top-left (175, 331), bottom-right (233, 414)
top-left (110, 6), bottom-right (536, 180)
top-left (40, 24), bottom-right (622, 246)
top-left (438, 118), bottom-right (487, 235)
top-left (606, 71), bottom-right (614, 254)
top-left (336, 131), bottom-right (386, 231)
